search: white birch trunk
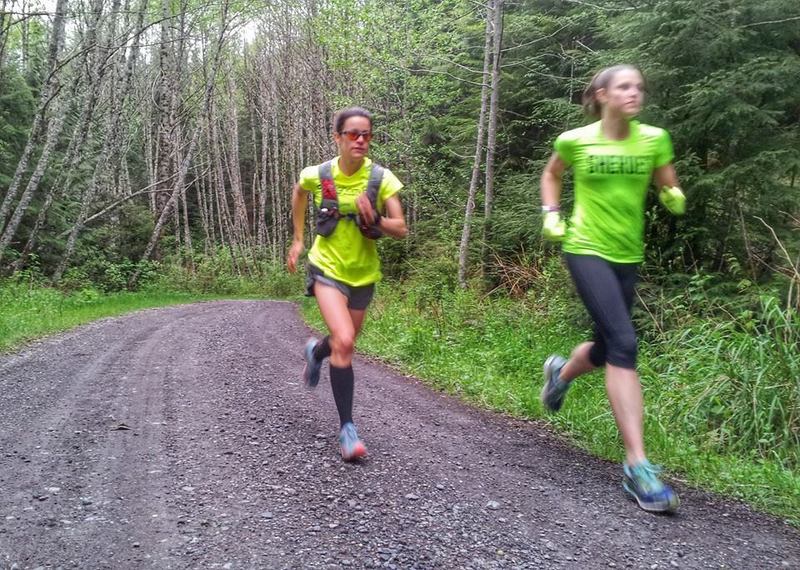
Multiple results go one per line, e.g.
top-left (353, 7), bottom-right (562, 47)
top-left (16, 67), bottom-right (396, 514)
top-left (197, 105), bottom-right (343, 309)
top-left (458, 0), bottom-right (494, 288)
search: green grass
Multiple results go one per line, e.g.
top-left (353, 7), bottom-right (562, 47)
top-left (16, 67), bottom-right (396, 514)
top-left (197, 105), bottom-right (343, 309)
top-left (0, 282), bottom-right (208, 352)
top-left (300, 281), bottom-right (800, 526)
top-left (0, 265), bottom-right (305, 352)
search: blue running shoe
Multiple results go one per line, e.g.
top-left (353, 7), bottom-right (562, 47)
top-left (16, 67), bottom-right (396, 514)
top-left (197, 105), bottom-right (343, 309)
top-left (540, 355), bottom-right (569, 412)
top-left (339, 422), bottom-right (367, 462)
top-left (302, 338), bottom-right (323, 389)
top-left (623, 460), bottom-right (679, 513)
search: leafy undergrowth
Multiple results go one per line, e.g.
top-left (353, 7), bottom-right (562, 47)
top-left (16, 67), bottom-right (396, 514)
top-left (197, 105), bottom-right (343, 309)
top-left (301, 279), bottom-right (800, 526)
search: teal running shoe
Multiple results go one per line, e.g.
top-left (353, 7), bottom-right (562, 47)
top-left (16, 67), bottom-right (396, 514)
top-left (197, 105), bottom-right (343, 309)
top-left (540, 355), bottom-right (569, 412)
top-left (302, 338), bottom-right (323, 389)
top-left (623, 460), bottom-right (679, 513)
top-left (339, 422), bottom-right (367, 462)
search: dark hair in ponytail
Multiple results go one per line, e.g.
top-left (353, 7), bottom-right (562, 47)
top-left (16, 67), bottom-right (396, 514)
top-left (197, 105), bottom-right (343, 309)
top-left (333, 106), bottom-right (373, 133)
top-left (582, 65), bottom-right (642, 118)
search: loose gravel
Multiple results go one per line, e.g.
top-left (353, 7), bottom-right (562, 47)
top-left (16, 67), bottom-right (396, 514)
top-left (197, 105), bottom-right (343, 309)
top-left (0, 300), bottom-right (797, 569)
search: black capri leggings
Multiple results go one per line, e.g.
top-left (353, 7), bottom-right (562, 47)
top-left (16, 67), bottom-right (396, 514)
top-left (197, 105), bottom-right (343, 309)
top-left (564, 253), bottom-right (640, 370)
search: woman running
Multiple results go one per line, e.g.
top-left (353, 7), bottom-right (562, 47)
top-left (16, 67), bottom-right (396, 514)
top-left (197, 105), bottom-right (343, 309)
top-left (538, 65), bottom-right (685, 512)
top-left (287, 106), bottom-right (408, 462)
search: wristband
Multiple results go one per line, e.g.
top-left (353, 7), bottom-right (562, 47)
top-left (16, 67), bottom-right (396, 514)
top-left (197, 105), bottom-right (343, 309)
top-left (541, 205), bottom-right (560, 213)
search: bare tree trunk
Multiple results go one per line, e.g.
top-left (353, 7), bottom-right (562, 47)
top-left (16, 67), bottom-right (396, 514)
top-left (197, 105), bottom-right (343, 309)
top-left (181, 160), bottom-right (194, 269)
top-left (54, 0), bottom-right (126, 282)
top-left (0, 94), bottom-right (69, 266)
top-left (258, 116), bottom-right (270, 254)
top-left (247, 97), bottom-right (264, 248)
top-left (269, 113), bottom-right (280, 261)
top-left (152, 0), bottom-right (176, 221)
top-left (210, 105), bottom-right (236, 250)
top-left (107, 0), bottom-right (148, 194)
top-left (20, 0), bottom-right (28, 70)
top-left (0, 0), bottom-right (11, 67)
top-left (194, 161), bottom-right (213, 254)
top-left (204, 110), bottom-right (226, 252)
top-left (104, 0), bottom-right (146, 256)
top-left (173, 119), bottom-right (184, 255)
top-left (210, 112), bottom-right (241, 276)
top-left (129, 0), bottom-right (231, 287)
top-left (221, 75), bottom-right (251, 253)
top-left (458, 0), bottom-right (493, 288)
top-left (482, 0), bottom-right (504, 259)
top-left (0, 0), bottom-right (68, 234)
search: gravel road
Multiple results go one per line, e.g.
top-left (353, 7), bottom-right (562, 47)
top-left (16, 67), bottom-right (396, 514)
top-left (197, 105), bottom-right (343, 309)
top-left (0, 300), bottom-right (797, 569)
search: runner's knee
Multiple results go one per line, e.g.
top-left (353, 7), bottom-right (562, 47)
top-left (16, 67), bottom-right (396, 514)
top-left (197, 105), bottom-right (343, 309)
top-left (606, 330), bottom-right (637, 369)
top-left (331, 332), bottom-right (355, 357)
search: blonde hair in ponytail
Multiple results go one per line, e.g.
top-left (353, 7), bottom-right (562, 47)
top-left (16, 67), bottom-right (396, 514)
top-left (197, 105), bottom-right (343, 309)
top-left (582, 65), bottom-right (642, 118)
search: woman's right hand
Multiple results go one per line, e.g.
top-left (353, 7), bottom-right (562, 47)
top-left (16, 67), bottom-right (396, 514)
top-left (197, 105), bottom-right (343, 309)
top-left (287, 240), bottom-right (304, 273)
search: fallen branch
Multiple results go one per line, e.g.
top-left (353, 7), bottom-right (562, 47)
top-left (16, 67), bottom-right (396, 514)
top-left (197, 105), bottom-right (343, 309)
top-left (55, 170), bottom-right (206, 238)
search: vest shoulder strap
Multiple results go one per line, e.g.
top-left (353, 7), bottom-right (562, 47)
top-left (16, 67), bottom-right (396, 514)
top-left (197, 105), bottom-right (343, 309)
top-left (319, 160), bottom-right (334, 180)
top-left (365, 163), bottom-right (384, 208)
top-left (318, 160), bottom-right (336, 200)
top-left (315, 161), bottom-right (338, 237)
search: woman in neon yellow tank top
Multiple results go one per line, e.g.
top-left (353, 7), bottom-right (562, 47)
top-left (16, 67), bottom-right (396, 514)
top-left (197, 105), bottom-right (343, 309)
top-left (287, 107), bottom-right (408, 462)
top-left (538, 65), bottom-right (686, 513)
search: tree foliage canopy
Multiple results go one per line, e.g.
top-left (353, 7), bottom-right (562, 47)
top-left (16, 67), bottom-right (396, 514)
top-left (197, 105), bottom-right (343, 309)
top-left (0, 0), bottom-right (796, 302)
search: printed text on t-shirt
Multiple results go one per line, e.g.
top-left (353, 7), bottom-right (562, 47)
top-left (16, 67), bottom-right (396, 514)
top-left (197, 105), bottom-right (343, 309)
top-left (587, 155), bottom-right (651, 175)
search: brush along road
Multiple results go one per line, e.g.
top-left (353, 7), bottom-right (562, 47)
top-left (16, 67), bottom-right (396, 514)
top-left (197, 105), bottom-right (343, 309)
top-left (0, 300), bottom-right (797, 569)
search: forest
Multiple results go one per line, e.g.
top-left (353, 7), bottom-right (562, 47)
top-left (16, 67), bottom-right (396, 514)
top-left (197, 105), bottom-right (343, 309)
top-left (1, 0), bottom-right (798, 519)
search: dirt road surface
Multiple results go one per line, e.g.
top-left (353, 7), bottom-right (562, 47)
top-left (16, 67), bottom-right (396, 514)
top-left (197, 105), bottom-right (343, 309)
top-left (0, 301), bottom-right (797, 569)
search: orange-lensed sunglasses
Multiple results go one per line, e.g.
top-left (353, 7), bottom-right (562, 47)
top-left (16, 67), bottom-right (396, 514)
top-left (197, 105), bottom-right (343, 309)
top-left (340, 129), bottom-right (373, 142)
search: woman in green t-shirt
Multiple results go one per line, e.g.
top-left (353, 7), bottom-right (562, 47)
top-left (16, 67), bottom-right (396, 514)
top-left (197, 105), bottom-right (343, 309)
top-left (287, 107), bottom-right (408, 462)
top-left (538, 65), bottom-right (686, 513)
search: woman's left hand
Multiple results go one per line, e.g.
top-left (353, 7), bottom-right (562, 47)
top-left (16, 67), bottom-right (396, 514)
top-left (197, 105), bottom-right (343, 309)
top-left (355, 192), bottom-right (377, 226)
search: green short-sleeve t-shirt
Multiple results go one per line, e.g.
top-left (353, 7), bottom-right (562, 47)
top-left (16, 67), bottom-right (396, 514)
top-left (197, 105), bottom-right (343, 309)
top-left (299, 156), bottom-right (403, 287)
top-left (554, 120), bottom-right (674, 263)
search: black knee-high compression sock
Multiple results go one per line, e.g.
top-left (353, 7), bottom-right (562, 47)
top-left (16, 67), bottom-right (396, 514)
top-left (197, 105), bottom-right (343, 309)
top-left (313, 336), bottom-right (332, 361)
top-left (329, 364), bottom-right (354, 427)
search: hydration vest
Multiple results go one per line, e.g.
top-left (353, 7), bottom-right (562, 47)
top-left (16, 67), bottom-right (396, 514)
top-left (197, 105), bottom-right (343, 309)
top-left (316, 160), bottom-right (385, 239)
